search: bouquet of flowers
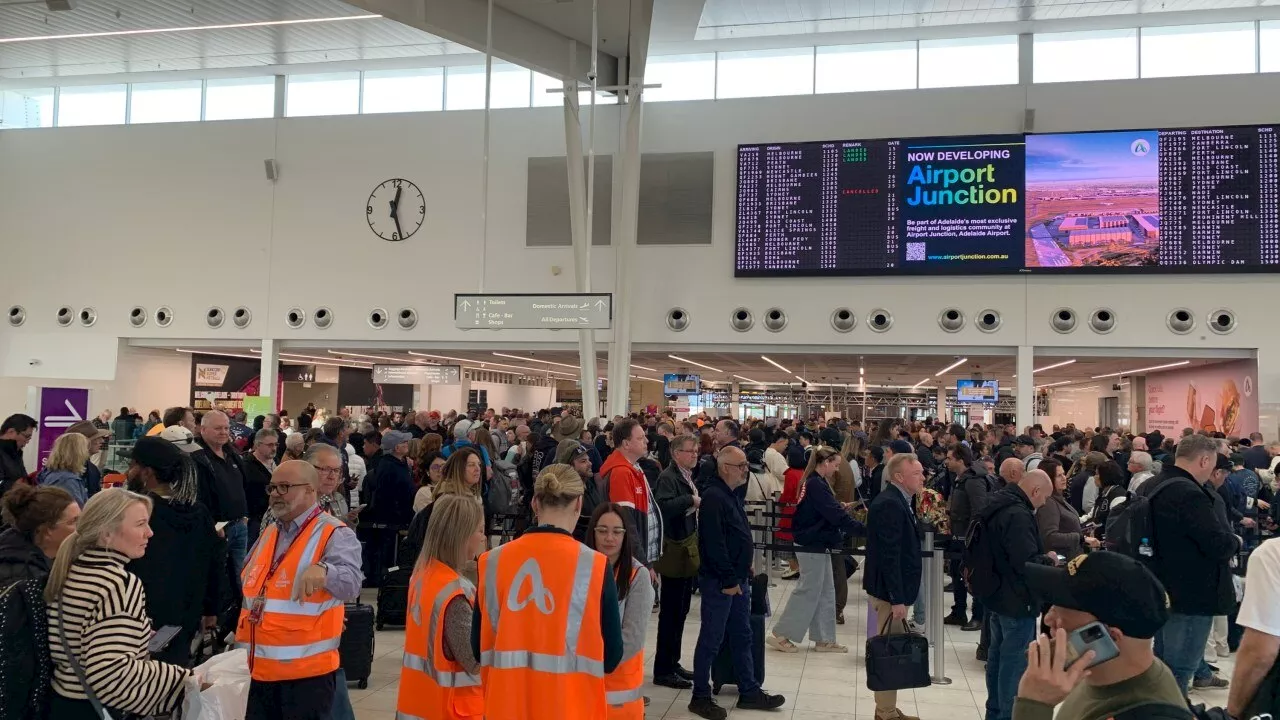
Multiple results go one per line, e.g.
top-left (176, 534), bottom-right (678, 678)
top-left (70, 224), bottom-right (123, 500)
top-left (916, 487), bottom-right (950, 537)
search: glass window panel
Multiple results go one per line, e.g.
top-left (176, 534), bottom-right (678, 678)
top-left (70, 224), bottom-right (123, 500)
top-left (286, 72), bottom-right (359, 117)
top-left (445, 63), bottom-right (532, 110)
top-left (362, 68), bottom-right (443, 114)
top-left (644, 54), bottom-right (715, 102)
top-left (815, 42), bottom-right (917, 93)
top-left (1034, 29), bottom-right (1138, 83)
top-left (531, 72), bottom-right (617, 108)
top-left (0, 88), bottom-right (54, 129)
top-left (1141, 23), bottom-right (1256, 78)
top-left (129, 80), bottom-right (201, 124)
top-left (204, 77), bottom-right (275, 120)
top-left (57, 84), bottom-right (127, 127)
top-left (1259, 21), bottom-right (1279, 73)
top-left (918, 36), bottom-right (1018, 88)
top-left (716, 47), bottom-right (815, 99)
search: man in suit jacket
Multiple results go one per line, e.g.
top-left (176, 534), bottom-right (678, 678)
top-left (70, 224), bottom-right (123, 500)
top-left (863, 453), bottom-right (927, 720)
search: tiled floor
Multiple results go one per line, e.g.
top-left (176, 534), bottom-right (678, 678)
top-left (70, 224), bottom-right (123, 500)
top-left (350, 567), bottom-right (1233, 719)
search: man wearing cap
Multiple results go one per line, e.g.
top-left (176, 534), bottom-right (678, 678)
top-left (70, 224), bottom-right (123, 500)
top-left (1014, 553), bottom-right (1190, 720)
top-left (555, 439), bottom-right (600, 541)
top-left (1012, 436), bottom-right (1041, 472)
top-left (124, 436), bottom-right (222, 665)
top-left (67, 420), bottom-right (110, 499)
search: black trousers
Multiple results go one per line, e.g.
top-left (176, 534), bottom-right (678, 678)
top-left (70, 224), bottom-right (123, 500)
top-left (247, 669), bottom-right (338, 720)
top-left (653, 573), bottom-right (695, 677)
top-left (832, 552), bottom-right (849, 613)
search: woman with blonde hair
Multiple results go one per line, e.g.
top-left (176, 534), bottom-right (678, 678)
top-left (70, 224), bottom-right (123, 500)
top-left (396, 494), bottom-right (488, 720)
top-left (37, 432), bottom-right (91, 508)
top-left (45, 488), bottom-right (192, 719)
top-left (472, 464), bottom-right (623, 720)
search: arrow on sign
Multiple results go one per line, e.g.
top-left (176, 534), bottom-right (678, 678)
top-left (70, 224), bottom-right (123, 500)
top-left (459, 299), bottom-right (472, 311)
top-left (44, 400), bottom-right (83, 429)
top-left (579, 317), bottom-right (589, 323)
top-left (595, 300), bottom-right (606, 310)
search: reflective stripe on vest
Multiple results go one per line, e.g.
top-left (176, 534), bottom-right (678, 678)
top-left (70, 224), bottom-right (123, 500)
top-left (401, 578), bottom-right (482, 689)
top-left (606, 687), bottom-right (644, 705)
top-left (239, 636), bottom-right (341, 661)
top-left (605, 560), bottom-right (646, 711)
top-left (240, 597), bottom-right (344, 616)
top-left (480, 541), bottom-right (603, 677)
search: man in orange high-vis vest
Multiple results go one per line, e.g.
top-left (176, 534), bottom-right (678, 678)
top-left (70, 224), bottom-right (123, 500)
top-left (476, 528), bottom-right (618, 720)
top-left (236, 461), bottom-right (364, 720)
top-left (398, 558), bottom-right (484, 720)
top-left (605, 559), bottom-right (647, 720)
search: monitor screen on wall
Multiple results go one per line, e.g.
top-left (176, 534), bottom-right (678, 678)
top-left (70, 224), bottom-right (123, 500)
top-left (1025, 126), bottom-right (1280, 272)
top-left (735, 134), bottom-right (1026, 277)
top-left (957, 379), bottom-right (999, 404)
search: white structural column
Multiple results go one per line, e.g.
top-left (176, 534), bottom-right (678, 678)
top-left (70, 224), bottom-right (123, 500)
top-left (563, 85), bottom-right (600, 417)
top-left (260, 338), bottom-right (279, 410)
top-left (605, 73), bottom-right (645, 418)
top-left (937, 387), bottom-right (949, 425)
top-left (730, 380), bottom-right (741, 420)
top-left (1016, 346), bottom-right (1035, 431)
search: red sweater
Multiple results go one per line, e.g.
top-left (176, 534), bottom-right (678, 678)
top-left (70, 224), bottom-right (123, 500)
top-left (777, 467), bottom-right (804, 543)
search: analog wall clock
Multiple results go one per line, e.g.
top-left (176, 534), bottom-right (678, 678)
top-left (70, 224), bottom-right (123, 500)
top-left (367, 178), bottom-right (425, 242)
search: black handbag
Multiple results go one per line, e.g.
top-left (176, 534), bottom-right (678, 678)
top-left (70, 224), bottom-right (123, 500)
top-left (865, 615), bottom-right (931, 692)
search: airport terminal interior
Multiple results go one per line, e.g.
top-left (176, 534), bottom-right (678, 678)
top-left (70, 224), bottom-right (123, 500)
top-left (2, 0), bottom-right (1280, 717)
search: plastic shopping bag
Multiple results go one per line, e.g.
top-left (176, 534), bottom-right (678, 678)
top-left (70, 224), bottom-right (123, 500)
top-left (181, 649), bottom-right (251, 720)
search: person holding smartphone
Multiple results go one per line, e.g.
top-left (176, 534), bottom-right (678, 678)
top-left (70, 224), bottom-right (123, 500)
top-left (1013, 552), bottom-right (1192, 720)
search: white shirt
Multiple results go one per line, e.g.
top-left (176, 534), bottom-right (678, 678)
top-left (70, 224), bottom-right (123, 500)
top-left (764, 447), bottom-right (789, 489)
top-left (1238, 538), bottom-right (1280, 636)
top-left (1128, 470), bottom-right (1154, 493)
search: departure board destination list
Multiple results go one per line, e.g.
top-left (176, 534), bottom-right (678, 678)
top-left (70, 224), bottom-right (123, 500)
top-left (736, 134), bottom-right (1025, 277)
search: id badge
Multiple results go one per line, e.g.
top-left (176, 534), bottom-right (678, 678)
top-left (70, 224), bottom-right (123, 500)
top-left (249, 595), bottom-right (266, 624)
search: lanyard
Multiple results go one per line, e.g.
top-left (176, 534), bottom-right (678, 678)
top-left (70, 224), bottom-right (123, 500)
top-left (262, 504), bottom-right (325, 590)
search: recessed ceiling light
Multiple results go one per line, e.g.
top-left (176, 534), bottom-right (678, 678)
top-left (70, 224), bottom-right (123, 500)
top-left (733, 374), bottom-right (764, 385)
top-left (0, 14), bottom-right (380, 44)
top-left (668, 354), bottom-right (723, 373)
top-left (1035, 380), bottom-right (1075, 389)
top-left (1090, 360), bottom-right (1190, 379)
top-left (1034, 359), bottom-right (1077, 373)
top-left (935, 357), bottom-right (968, 376)
top-left (912, 377), bottom-right (931, 389)
top-left (761, 355), bottom-right (791, 374)
top-left (493, 352), bottom-right (581, 370)
top-left (630, 363), bottom-right (658, 372)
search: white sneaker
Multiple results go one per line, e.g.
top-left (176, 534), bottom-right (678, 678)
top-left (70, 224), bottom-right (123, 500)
top-left (766, 635), bottom-right (799, 653)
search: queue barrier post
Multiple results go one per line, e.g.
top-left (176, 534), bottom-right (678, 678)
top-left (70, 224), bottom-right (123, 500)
top-left (928, 532), bottom-right (952, 686)
top-left (752, 504), bottom-right (765, 576)
top-left (765, 497), bottom-right (777, 578)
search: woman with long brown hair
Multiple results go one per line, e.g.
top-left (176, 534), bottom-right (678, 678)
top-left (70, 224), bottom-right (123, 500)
top-left (585, 502), bottom-right (653, 720)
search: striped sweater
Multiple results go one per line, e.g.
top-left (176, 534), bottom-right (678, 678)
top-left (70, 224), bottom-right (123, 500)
top-left (47, 547), bottom-right (189, 715)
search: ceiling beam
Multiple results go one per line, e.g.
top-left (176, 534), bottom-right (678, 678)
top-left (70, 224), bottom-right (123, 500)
top-left (347, 0), bottom-right (618, 86)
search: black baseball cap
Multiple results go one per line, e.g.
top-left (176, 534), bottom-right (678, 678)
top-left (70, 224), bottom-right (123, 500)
top-left (889, 440), bottom-right (914, 455)
top-left (127, 436), bottom-right (185, 472)
top-left (1024, 552), bottom-right (1169, 639)
top-left (1015, 434), bottom-right (1037, 447)
top-left (1215, 453), bottom-right (1233, 471)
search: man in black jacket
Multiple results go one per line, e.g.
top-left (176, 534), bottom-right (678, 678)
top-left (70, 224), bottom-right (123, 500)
top-left (192, 411), bottom-right (251, 583)
top-left (978, 469), bottom-right (1057, 720)
top-left (944, 444), bottom-right (988, 631)
top-left (0, 414), bottom-right (36, 502)
top-left (652, 434), bottom-right (701, 689)
top-left (863, 453), bottom-right (926, 720)
top-left (1142, 433), bottom-right (1242, 696)
top-left (688, 446), bottom-right (785, 720)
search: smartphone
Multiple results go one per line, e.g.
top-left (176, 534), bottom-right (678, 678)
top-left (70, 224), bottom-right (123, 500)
top-left (215, 521), bottom-right (228, 532)
top-left (148, 625), bottom-right (183, 654)
top-left (1064, 621), bottom-right (1119, 669)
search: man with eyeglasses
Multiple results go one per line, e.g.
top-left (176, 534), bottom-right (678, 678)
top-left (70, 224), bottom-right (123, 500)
top-left (239, 460), bottom-right (363, 720)
top-left (304, 444), bottom-right (351, 522)
top-left (244, 429), bottom-right (278, 547)
top-left (0, 413), bottom-right (37, 502)
top-left (653, 434), bottom-right (702, 690)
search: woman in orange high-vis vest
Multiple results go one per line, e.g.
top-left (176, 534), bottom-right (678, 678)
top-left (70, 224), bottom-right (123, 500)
top-left (473, 463), bottom-right (625, 720)
top-left (586, 503), bottom-right (656, 720)
top-left (397, 494), bottom-right (489, 720)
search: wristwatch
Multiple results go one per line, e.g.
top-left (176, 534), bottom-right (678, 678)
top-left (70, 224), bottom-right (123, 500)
top-left (316, 561), bottom-right (329, 574)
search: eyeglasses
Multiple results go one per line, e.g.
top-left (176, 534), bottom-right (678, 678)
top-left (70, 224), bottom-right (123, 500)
top-left (316, 466), bottom-right (342, 476)
top-left (266, 483), bottom-right (310, 495)
top-left (594, 527), bottom-right (626, 538)
top-left (724, 462), bottom-right (749, 470)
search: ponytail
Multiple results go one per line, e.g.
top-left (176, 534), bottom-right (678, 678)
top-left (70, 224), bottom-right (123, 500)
top-left (44, 529), bottom-right (88, 603)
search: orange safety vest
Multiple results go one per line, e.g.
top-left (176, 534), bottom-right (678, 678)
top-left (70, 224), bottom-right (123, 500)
top-left (235, 509), bottom-right (346, 682)
top-left (477, 530), bottom-right (609, 720)
top-left (605, 560), bottom-right (645, 720)
top-left (396, 558), bottom-right (484, 720)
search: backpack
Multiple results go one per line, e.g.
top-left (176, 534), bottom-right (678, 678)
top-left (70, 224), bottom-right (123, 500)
top-left (1104, 474), bottom-right (1190, 561)
top-left (488, 459), bottom-right (521, 515)
top-left (0, 578), bottom-right (51, 720)
top-left (962, 503), bottom-right (1007, 601)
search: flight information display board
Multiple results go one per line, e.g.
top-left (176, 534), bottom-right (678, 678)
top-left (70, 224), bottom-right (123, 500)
top-left (1025, 126), bottom-right (1280, 271)
top-left (735, 134), bottom-right (1025, 277)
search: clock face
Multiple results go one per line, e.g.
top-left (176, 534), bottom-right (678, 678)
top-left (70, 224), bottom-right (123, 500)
top-left (367, 178), bottom-right (425, 242)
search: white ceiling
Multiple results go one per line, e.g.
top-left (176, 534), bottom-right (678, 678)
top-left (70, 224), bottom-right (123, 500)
top-left (0, 0), bottom-right (473, 79)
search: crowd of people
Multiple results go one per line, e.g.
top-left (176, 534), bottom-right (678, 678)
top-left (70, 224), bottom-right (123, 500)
top-left (2, 401), bottom-right (1280, 720)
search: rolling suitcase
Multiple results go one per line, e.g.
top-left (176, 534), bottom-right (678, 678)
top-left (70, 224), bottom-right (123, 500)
top-left (711, 574), bottom-right (769, 695)
top-left (377, 565), bottom-right (413, 630)
top-left (338, 601), bottom-right (376, 689)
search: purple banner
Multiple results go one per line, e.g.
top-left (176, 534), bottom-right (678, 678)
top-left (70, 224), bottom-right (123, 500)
top-left (38, 387), bottom-right (89, 469)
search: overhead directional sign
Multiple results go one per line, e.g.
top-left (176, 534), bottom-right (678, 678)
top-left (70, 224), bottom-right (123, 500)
top-left (455, 293), bottom-right (612, 330)
top-left (373, 364), bottom-right (462, 385)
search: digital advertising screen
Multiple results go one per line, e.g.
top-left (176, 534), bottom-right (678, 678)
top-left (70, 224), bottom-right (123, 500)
top-left (957, 379), bottom-right (999, 404)
top-left (664, 373), bottom-right (701, 396)
top-left (1025, 126), bottom-right (1280, 271)
top-left (734, 134), bottom-right (1025, 277)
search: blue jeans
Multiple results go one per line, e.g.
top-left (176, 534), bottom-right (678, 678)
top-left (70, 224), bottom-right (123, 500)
top-left (692, 574), bottom-right (760, 699)
top-left (1154, 613), bottom-right (1213, 694)
top-left (984, 613), bottom-right (1037, 720)
top-left (225, 519), bottom-right (248, 588)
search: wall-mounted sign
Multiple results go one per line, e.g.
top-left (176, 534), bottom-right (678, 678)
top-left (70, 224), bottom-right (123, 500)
top-left (281, 364), bottom-right (317, 383)
top-left (195, 363), bottom-right (230, 388)
top-left (664, 373), bottom-right (701, 396)
top-left (38, 387), bottom-right (89, 468)
top-left (454, 293), bottom-right (612, 330)
top-left (373, 364), bottom-right (462, 385)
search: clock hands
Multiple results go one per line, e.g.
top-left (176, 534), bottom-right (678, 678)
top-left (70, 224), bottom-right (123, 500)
top-left (390, 186), bottom-right (404, 240)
